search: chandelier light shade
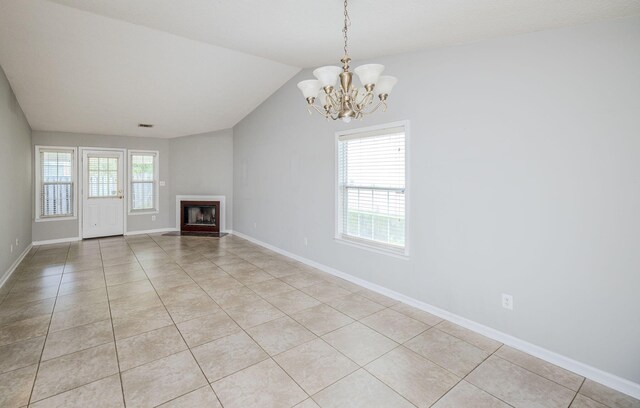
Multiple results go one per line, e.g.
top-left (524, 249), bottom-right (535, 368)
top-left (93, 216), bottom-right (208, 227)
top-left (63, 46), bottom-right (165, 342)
top-left (353, 64), bottom-right (385, 87)
top-left (313, 66), bottom-right (343, 88)
top-left (297, 80), bottom-right (322, 99)
top-left (375, 76), bottom-right (399, 96)
top-left (297, 0), bottom-right (398, 122)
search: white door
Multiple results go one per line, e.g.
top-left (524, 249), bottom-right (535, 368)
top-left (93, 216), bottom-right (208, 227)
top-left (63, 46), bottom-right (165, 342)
top-left (82, 149), bottom-right (125, 238)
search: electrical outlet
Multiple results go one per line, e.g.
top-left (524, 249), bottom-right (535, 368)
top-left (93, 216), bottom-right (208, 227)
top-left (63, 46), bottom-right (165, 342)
top-left (10, 244), bottom-right (13, 253)
top-left (304, 237), bottom-right (308, 246)
top-left (16, 238), bottom-right (19, 246)
top-left (151, 215), bottom-right (156, 221)
top-left (502, 293), bottom-right (514, 310)
top-left (159, 181), bottom-right (166, 187)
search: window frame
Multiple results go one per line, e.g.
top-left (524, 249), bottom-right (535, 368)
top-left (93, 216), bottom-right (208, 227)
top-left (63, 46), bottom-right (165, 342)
top-left (334, 121), bottom-right (410, 258)
top-left (127, 150), bottom-right (159, 215)
top-left (34, 145), bottom-right (78, 222)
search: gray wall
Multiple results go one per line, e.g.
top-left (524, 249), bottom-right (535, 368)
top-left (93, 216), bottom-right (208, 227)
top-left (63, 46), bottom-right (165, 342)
top-left (31, 131), bottom-right (173, 241)
top-left (0, 66), bottom-right (32, 282)
top-left (169, 129), bottom-right (234, 231)
top-left (233, 16), bottom-right (640, 383)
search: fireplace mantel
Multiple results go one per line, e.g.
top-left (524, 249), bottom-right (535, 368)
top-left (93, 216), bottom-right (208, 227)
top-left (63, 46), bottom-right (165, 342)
top-left (175, 195), bottom-right (226, 233)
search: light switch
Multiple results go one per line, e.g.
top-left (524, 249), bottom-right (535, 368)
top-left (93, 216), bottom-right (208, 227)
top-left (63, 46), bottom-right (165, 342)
top-left (159, 181), bottom-right (166, 187)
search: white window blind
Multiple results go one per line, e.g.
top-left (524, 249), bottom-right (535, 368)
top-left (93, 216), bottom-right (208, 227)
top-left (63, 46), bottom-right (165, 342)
top-left (40, 149), bottom-right (74, 218)
top-left (130, 152), bottom-right (157, 211)
top-left (337, 125), bottom-right (406, 251)
top-left (88, 156), bottom-right (119, 198)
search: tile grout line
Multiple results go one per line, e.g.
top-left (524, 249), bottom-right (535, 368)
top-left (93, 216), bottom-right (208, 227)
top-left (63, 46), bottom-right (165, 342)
top-left (232, 234), bottom-right (619, 406)
top-left (148, 234), bottom-right (317, 404)
top-left (567, 377), bottom-right (587, 407)
top-left (10, 238), bottom-right (337, 406)
top-left (5, 239), bottom-right (462, 404)
top-left (424, 345), bottom-right (510, 408)
top-left (162, 236), bottom-right (591, 407)
top-left (25, 242), bottom-right (70, 406)
top-left (153, 233), bottom-right (335, 405)
top-left (224, 237), bottom-right (511, 407)
top-left (12, 235), bottom-right (613, 408)
top-left (23, 242), bottom-right (123, 405)
top-left (213, 242), bottom-right (413, 405)
top-left (137, 234), bottom-right (230, 406)
top-left (490, 348), bottom-right (585, 394)
top-left (175, 236), bottom-right (432, 406)
top-left (99, 238), bottom-right (129, 408)
top-left (0, 245), bottom-right (47, 308)
top-left (393, 319), bottom-right (584, 401)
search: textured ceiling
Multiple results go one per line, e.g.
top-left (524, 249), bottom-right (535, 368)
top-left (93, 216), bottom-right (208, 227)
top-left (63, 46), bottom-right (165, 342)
top-left (1, 0), bottom-right (639, 138)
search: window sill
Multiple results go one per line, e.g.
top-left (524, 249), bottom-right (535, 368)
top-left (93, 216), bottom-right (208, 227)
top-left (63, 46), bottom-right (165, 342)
top-left (35, 216), bottom-right (77, 223)
top-left (128, 210), bottom-right (159, 216)
top-left (334, 236), bottom-right (409, 260)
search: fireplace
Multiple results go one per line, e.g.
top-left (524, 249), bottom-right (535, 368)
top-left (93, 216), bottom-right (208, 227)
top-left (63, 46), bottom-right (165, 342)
top-left (180, 201), bottom-right (220, 233)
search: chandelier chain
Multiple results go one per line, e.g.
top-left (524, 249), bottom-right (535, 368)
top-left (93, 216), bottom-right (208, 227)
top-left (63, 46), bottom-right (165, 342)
top-left (342, 0), bottom-right (350, 57)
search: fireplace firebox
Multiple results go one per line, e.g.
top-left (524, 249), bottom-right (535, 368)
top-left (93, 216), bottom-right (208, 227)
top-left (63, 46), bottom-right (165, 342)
top-left (180, 201), bottom-right (220, 233)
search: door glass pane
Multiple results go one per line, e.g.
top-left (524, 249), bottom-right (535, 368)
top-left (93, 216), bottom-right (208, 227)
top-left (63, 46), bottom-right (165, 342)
top-left (88, 156), bottom-right (119, 198)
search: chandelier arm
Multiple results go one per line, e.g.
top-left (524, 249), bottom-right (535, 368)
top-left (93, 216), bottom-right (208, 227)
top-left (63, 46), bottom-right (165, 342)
top-left (309, 103), bottom-right (330, 116)
top-left (354, 92), bottom-right (373, 113)
top-left (362, 92), bottom-right (374, 107)
top-left (352, 90), bottom-right (363, 105)
top-left (352, 88), bottom-right (360, 103)
top-left (325, 92), bottom-right (341, 111)
top-left (360, 100), bottom-right (387, 116)
top-left (345, 98), bottom-right (356, 114)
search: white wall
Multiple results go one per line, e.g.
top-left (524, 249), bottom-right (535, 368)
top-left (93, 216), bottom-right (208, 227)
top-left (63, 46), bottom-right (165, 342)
top-left (31, 131), bottom-right (174, 241)
top-left (169, 129), bottom-right (234, 230)
top-left (0, 65), bottom-right (32, 283)
top-left (233, 16), bottom-right (640, 384)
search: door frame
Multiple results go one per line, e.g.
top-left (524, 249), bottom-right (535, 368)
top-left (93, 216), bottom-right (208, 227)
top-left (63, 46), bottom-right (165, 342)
top-left (78, 147), bottom-right (127, 239)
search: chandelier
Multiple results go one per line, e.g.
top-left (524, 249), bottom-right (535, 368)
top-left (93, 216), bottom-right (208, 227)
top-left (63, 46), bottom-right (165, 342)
top-left (297, 0), bottom-right (398, 123)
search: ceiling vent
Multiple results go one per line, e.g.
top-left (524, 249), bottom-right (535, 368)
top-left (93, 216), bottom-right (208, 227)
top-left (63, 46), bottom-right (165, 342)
top-left (138, 123), bottom-right (153, 128)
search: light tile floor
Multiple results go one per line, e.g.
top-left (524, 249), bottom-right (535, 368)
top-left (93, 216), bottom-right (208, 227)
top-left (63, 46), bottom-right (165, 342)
top-left (0, 234), bottom-right (638, 408)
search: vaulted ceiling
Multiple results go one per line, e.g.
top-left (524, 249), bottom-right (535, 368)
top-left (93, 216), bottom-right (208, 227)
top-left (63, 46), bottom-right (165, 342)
top-left (1, 0), bottom-right (639, 138)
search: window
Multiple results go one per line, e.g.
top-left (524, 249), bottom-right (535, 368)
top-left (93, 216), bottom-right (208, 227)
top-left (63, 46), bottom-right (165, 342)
top-left (336, 123), bottom-right (407, 255)
top-left (129, 151), bottom-right (158, 213)
top-left (35, 146), bottom-right (77, 221)
top-left (88, 156), bottom-right (119, 198)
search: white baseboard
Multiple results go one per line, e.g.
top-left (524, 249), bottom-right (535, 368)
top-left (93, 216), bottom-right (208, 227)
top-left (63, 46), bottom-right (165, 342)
top-left (32, 237), bottom-right (81, 246)
top-left (232, 230), bottom-right (640, 400)
top-left (0, 244), bottom-right (33, 290)
top-left (125, 228), bottom-right (178, 236)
